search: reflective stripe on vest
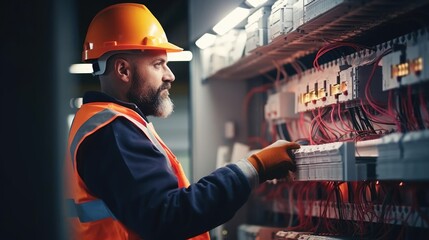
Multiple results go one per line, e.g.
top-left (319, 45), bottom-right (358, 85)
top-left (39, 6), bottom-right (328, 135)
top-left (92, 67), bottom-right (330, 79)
top-left (67, 199), bottom-right (115, 223)
top-left (70, 108), bottom-right (116, 169)
top-left (70, 108), bottom-right (172, 171)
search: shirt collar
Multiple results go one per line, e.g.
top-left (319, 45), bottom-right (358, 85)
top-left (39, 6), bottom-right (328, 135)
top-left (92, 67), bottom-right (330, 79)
top-left (82, 91), bottom-right (149, 122)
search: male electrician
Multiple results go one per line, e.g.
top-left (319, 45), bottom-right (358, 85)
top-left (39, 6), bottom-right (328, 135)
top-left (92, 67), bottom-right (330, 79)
top-left (65, 3), bottom-right (300, 240)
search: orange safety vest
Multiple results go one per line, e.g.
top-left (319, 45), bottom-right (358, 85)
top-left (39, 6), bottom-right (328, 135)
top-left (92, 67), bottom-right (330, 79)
top-left (65, 102), bottom-right (210, 240)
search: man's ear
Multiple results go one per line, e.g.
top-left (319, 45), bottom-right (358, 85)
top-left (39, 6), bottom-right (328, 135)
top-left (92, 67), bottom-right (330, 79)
top-left (113, 57), bottom-right (132, 83)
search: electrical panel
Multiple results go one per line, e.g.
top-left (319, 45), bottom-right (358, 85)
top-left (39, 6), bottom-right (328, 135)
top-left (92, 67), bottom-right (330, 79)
top-left (294, 65), bottom-right (339, 113)
top-left (293, 141), bottom-right (356, 181)
top-left (293, 140), bottom-right (377, 181)
top-left (191, 0), bottom-right (429, 239)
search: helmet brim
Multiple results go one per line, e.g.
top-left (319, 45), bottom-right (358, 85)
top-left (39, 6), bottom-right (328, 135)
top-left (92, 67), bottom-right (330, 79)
top-left (82, 42), bottom-right (183, 62)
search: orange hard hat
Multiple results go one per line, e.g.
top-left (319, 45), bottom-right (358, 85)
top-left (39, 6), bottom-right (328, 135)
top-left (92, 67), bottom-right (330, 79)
top-left (82, 3), bottom-right (183, 62)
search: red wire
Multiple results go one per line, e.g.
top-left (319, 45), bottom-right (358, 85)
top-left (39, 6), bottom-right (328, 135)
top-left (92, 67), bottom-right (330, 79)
top-left (314, 109), bottom-right (335, 143)
top-left (287, 183), bottom-right (306, 231)
top-left (387, 90), bottom-right (402, 131)
top-left (354, 182), bottom-right (367, 235)
top-left (309, 110), bottom-right (324, 144)
top-left (313, 42), bottom-right (366, 71)
top-left (318, 107), bottom-right (342, 141)
top-left (272, 60), bottom-right (288, 84)
top-left (323, 182), bottom-right (338, 233)
top-left (337, 103), bottom-right (356, 133)
top-left (291, 61), bottom-right (303, 75)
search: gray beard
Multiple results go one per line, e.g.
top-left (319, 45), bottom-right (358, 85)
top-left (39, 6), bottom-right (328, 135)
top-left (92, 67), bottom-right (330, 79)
top-left (126, 74), bottom-right (174, 118)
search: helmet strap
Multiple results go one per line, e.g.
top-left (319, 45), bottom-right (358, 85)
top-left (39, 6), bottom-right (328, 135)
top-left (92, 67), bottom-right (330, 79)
top-left (92, 53), bottom-right (112, 76)
top-left (92, 50), bottom-right (143, 76)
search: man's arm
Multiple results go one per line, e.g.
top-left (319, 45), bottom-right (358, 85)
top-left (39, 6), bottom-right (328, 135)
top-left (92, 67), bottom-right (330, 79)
top-left (77, 117), bottom-right (252, 239)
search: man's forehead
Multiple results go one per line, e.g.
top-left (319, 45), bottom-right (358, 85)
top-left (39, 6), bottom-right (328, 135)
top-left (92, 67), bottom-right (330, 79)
top-left (142, 50), bottom-right (167, 58)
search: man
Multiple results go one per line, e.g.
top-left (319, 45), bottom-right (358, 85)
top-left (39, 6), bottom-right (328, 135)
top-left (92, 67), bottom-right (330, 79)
top-left (65, 3), bottom-right (300, 240)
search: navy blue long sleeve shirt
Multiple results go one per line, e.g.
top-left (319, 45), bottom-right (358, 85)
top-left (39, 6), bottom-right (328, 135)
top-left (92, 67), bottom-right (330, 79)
top-left (76, 91), bottom-right (259, 239)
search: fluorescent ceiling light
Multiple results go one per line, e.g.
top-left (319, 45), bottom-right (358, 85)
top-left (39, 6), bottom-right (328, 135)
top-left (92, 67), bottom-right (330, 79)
top-left (69, 63), bottom-right (92, 74)
top-left (246, 0), bottom-right (268, 7)
top-left (167, 51), bottom-right (193, 62)
top-left (213, 7), bottom-right (251, 35)
top-left (195, 33), bottom-right (217, 49)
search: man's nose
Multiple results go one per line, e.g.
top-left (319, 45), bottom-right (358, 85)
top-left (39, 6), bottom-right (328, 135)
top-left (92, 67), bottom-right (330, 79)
top-left (163, 65), bottom-right (175, 82)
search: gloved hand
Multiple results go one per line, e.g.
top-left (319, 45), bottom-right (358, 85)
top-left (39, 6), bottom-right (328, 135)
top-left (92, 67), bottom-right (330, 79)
top-left (247, 140), bottom-right (301, 183)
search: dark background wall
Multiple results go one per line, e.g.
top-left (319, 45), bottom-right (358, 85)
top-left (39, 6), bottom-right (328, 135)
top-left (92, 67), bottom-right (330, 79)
top-left (1, 1), bottom-right (189, 239)
top-left (2, 1), bottom-right (73, 239)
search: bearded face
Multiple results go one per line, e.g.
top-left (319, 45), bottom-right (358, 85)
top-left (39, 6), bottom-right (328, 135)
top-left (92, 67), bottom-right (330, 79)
top-left (126, 66), bottom-right (174, 118)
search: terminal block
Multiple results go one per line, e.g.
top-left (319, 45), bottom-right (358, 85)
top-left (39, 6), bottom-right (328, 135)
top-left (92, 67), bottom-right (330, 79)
top-left (293, 141), bottom-right (356, 181)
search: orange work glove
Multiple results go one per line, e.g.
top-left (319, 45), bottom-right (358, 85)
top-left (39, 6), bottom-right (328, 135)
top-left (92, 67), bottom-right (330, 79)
top-left (247, 140), bottom-right (301, 183)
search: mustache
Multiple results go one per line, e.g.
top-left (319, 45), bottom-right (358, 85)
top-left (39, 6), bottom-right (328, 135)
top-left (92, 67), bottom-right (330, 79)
top-left (159, 83), bottom-right (171, 91)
